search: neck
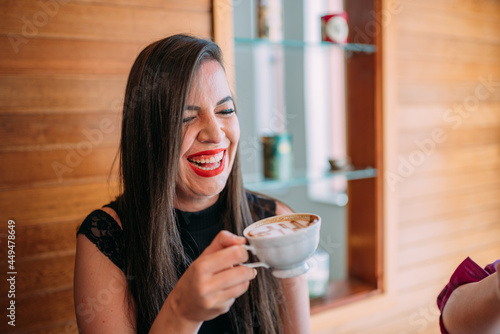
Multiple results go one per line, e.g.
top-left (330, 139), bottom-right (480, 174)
top-left (174, 194), bottom-right (219, 212)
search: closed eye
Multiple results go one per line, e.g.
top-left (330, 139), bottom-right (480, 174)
top-left (217, 109), bottom-right (235, 116)
top-left (182, 116), bottom-right (196, 124)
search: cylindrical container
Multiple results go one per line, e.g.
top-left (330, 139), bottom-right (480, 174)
top-left (321, 12), bottom-right (349, 43)
top-left (262, 133), bottom-right (292, 180)
top-left (306, 249), bottom-right (330, 298)
top-left (257, 0), bottom-right (283, 41)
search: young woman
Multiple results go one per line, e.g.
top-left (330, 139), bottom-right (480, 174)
top-left (74, 34), bottom-right (310, 333)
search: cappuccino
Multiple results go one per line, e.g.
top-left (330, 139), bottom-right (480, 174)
top-left (246, 214), bottom-right (318, 238)
top-left (242, 213), bottom-right (321, 278)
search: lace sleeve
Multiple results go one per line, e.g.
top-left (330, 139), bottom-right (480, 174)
top-left (77, 209), bottom-right (125, 272)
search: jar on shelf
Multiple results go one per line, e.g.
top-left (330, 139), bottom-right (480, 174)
top-left (261, 133), bottom-right (292, 180)
top-left (321, 12), bottom-right (349, 44)
top-left (306, 249), bottom-right (330, 298)
top-left (257, 0), bottom-right (283, 41)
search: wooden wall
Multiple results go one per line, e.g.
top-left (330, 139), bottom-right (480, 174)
top-left (2, 0), bottom-right (499, 333)
top-left (311, 0), bottom-right (500, 332)
top-left (0, 1), bottom-right (212, 332)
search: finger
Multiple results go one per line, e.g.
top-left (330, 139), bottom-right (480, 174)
top-left (216, 280), bottom-right (252, 304)
top-left (210, 265), bottom-right (257, 292)
top-left (202, 245), bottom-right (249, 274)
top-left (202, 231), bottom-right (246, 256)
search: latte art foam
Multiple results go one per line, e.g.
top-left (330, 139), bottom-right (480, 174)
top-left (248, 220), bottom-right (310, 238)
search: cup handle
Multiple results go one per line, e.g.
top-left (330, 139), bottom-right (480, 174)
top-left (241, 244), bottom-right (270, 269)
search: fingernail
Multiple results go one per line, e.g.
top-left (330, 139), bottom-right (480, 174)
top-left (252, 269), bottom-right (257, 278)
top-left (235, 235), bottom-right (246, 241)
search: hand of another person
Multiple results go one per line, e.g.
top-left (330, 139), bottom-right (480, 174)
top-left (167, 230), bottom-right (257, 324)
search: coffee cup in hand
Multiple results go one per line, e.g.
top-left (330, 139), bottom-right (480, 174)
top-left (242, 213), bottom-right (321, 278)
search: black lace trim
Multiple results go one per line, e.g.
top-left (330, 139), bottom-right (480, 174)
top-left (77, 192), bottom-right (276, 274)
top-left (77, 209), bottom-right (125, 271)
top-left (246, 191), bottom-right (277, 221)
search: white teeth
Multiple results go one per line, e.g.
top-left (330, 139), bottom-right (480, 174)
top-left (195, 161), bottom-right (222, 170)
top-left (189, 151), bottom-right (224, 164)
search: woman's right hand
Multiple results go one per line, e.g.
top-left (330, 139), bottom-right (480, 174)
top-left (164, 230), bottom-right (257, 326)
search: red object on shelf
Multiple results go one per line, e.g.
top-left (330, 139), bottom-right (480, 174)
top-left (321, 12), bottom-right (349, 43)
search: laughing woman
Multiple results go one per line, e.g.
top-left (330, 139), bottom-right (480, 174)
top-left (73, 35), bottom-right (310, 334)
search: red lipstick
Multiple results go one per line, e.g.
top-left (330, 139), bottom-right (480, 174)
top-left (187, 149), bottom-right (226, 177)
top-left (187, 148), bottom-right (226, 158)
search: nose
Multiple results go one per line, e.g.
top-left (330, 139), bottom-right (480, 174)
top-left (197, 114), bottom-right (224, 144)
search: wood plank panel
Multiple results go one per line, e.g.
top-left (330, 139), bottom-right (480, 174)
top-left (398, 2), bottom-right (500, 43)
top-left (398, 57), bottom-right (500, 83)
top-left (396, 155), bottom-right (500, 183)
top-left (398, 103), bottom-right (500, 131)
top-left (0, 36), bottom-right (145, 75)
top-left (0, 181), bottom-right (119, 226)
top-left (0, 253), bottom-right (75, 298)
top-left (0, 75), bottom-right (127, 113)
top-left (0, 112), bottom-right (121, 148)
top-left (398, 32), bottom-right (500, 67)
top-left (0, 288), bottom-right (75, 333)
top-left (313, 282), bottom-right (443, 334)
top-left (398, 224), bottom-right (500, 269)
top-left (399, 127), bottom-right (500, 152)
top-left (399, 182), bottom-right (500, 223)
top-left (0, 0), bottom-right (216, 333)
top-left (311, 0), bottom-right (500, 332)
top-left (0, 0), bottom-right (211, 43)
top-left (22, 321), bottom-right (78, 334)
top-left (395, 144), bottom-right (500, 174)
top-left (0, 219), bottom-right (81, 259)
top-left (398, 168), bottom-right (500, 200)
top-left (397, 244), bottom-right (500, 292)
top-left (75, 0), bottom-right (210, 11)
top-left (0, 146), bottom-right (119, 188)
top-left (356, 305), bottom-right (440, 334)
top-left (399, 203), bottom-right (500, 242)
top-left (398, 82), bottom-right (500, 104)
top-left (400, 0), bottom-right (500, 18)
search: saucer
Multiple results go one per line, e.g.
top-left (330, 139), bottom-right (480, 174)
top-left (271, 262), bottom-right (310, 278)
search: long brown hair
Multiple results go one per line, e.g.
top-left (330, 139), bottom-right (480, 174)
top-left (117, 34), bottom-right (285, 333)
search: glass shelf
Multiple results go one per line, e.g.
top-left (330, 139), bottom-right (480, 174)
top-left (243, 167), bottom-right (377, 192)
top-left (234, 37), bottom-right (377, 53)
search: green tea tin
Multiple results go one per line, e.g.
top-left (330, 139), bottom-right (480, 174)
top-left (261, 133), bottom-right (292, 180)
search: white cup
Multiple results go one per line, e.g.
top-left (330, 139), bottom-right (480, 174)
top-left (242, 213), bottom-right (321, 278)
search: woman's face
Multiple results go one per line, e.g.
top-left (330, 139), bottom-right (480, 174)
top-left (175, 60), bottom-right (240, 210)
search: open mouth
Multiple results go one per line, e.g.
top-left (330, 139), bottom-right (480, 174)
top-left (187, 149), bottom-right (226, 177)
top-left (187, 150), bottom-right (224, 170)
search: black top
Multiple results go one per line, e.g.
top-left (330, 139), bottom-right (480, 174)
top-left (77, 191), bottom-right (277, 333)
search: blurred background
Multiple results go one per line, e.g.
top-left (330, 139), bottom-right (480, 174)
top-left (1, 0), bottom-right (499, 333)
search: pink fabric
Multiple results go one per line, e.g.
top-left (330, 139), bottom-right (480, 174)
top-left (437, 257), bottom-right (499, 333)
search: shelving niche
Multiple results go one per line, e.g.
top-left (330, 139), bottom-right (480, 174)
top-left (231, 0), bottom-right (383, 313)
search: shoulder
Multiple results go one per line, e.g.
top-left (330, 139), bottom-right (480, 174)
top-left (78, 203), bottom-right (123, 235)
top-left (100, 206), bottom-right (123, 229)
top-left (437, 257), bottom-right (496, 312)
top-left (77, 203), bottom-right (125, 271)
top-left (75, 229), bottom-right (135, 332)
top-left (275, 200), bottom-right (294, 215)
top-left (74, 203), bottom-right (134, 332)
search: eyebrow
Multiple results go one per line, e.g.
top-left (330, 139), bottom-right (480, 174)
top-left (185, 96), bottom-right (234, 111)
top-left (216, 96), bottom-right (234, 106)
